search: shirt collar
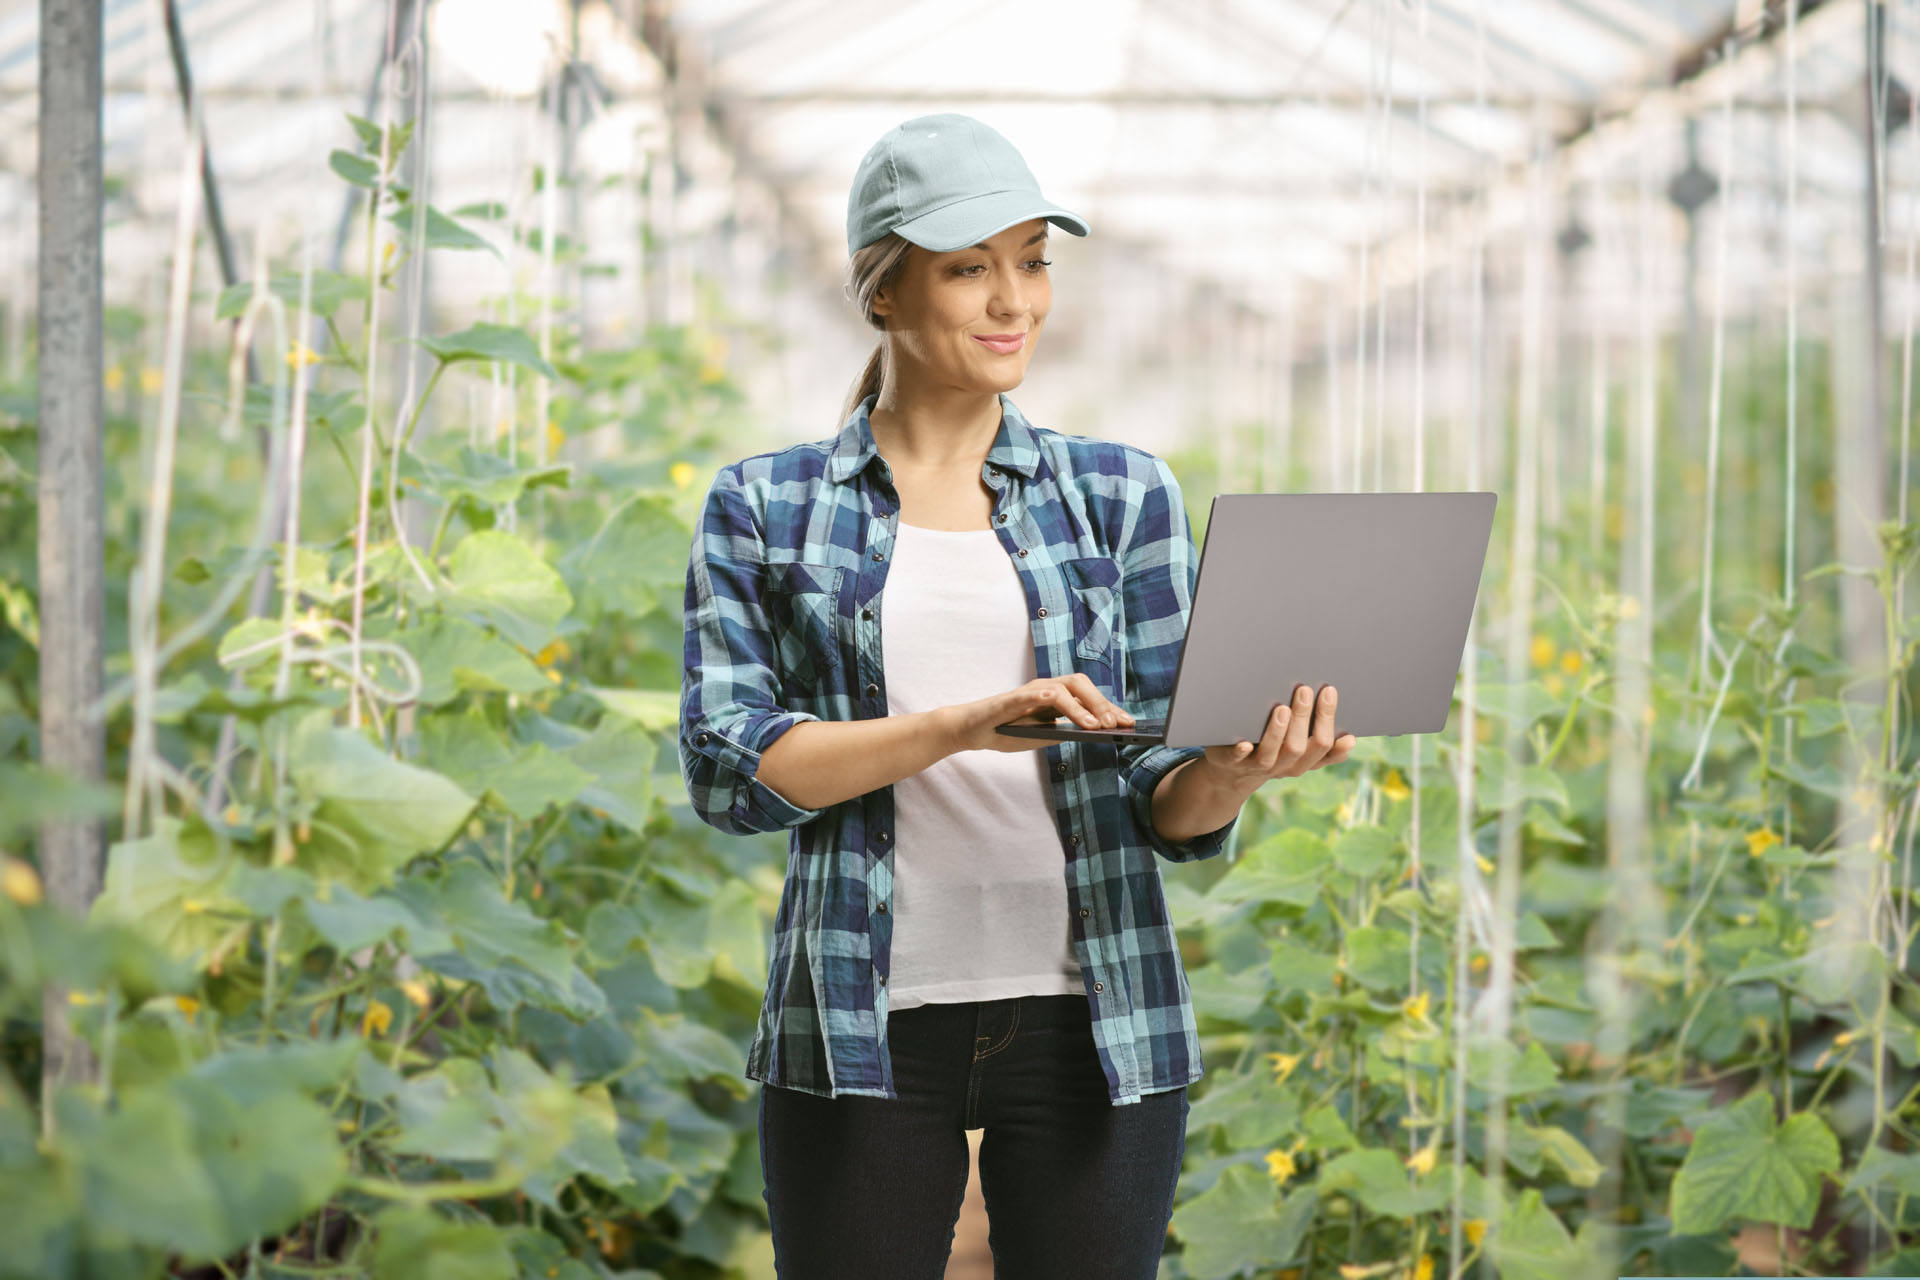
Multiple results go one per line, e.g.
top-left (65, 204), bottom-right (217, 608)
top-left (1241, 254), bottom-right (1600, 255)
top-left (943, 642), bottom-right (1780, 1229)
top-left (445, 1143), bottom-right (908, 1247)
top-left (824, 392), bottom-right (1041, 486)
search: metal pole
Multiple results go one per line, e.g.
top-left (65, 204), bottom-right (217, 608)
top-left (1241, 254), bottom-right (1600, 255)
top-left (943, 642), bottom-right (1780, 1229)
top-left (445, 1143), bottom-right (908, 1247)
top-left (36, 0), bottom-right (105, 1100)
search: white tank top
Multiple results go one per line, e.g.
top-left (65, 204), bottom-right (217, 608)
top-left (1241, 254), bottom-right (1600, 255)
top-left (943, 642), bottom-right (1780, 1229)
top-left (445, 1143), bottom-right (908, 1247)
top-left (880, 520), bottom-right (1083, 1010)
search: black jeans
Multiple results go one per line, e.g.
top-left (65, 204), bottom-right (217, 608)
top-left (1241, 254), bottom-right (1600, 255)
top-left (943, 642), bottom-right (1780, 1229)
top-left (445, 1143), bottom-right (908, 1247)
top-left (757, 992), bottom-right (1190, 1280)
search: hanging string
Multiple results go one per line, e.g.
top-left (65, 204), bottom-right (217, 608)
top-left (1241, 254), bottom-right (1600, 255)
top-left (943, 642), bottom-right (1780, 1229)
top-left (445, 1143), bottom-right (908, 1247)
top-left (1405, 0), bottom-right (1432, 1209)
top-left (1588, 131), bottom-right (1608, 573)
top-left (1780, 0), bottom-right (1800, 855)
top-left (1682, 42), bottom-right (1739, 792)
top-left (1372, 0), bottom-right (1399, 494)
top-left (1351, 0), bottom-right (1382, 495)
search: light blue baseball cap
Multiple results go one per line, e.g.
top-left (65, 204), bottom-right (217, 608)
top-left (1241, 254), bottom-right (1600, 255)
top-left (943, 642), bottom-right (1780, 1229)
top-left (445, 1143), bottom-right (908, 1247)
top-left (846, 113), bottom-right (1090, 256)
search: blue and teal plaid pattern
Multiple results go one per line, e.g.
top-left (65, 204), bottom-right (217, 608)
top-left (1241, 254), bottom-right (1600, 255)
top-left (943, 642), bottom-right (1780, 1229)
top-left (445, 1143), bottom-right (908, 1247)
top-left (678, 392), bottom-right (1240, 1106)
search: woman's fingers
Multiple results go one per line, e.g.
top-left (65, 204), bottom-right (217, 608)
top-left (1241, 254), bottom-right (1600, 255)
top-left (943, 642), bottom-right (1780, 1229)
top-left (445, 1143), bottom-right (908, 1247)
top-left (1065, 672), bottom-right (1133, 726)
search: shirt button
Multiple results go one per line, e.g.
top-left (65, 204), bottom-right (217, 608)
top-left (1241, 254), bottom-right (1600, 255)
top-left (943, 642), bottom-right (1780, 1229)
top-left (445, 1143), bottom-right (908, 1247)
top-left (862, 607), bottom-right (874, 620)
top-left (878, 830), bottom-right (890, 842)
top-left (877, 902), bottom-right (888, 914)
top-left (696, 732), bottom-right (709, 745)
top-left (1079, 906), bottom-right (1089, 918)
top-left (997, 513), bottom-right (1007, 523)
top-left (1093, 981), bottom-right (1104, 993)
top-left (1069, 833), bottom-right (1080, 845)
top-left (1016, 547), bottom-right (1028, 558)
top-left (872, 550), bottom-right (884, 561)
top-left (1036, 606), bottom-right (1048, 618)
top-left (879, 972), bottom-right (887, 986)
top-left (865, 682), bottom-right (879, 698)
top-left (1054, 761), bottom-right (1068, 777)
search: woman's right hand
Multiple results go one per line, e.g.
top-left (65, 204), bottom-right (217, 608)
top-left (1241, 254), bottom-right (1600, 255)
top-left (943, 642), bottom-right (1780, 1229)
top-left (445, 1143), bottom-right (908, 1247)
top-left (942, 674), bottom-right (1135, 754)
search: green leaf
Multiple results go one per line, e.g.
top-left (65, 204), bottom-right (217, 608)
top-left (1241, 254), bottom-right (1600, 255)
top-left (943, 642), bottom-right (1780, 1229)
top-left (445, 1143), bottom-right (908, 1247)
top-left (419, 322), bottom-right (559, 380)
top-left (559, 494), bottom-right (693, 621)
top-left (214, 269), bottom-right (368, 322)
top-left (346, 113), bottom-right (414, 163)
top-left (1463, 1038), bottom-right (1561, 1097)
top-left (58, 1085), bottom-right (229, 1258)
top-left (299, 880), bottom-right (454, 955)
top-left (582, 685), bottom-right (680, 731)
top-left (1169, 1165), bottom-right (1316, 1279)
top-left (1475, 743), bottom-right (1570, 813)
top-left (1469, 680), bottom-right (1563, 729)
top-left (1781, 697), bottom-right (1850, 737)
top-left (1317, 1147), bottom-right (1448, 1215)
top-left (371, 1206), bottom-right (515, 1280)
top-left (1302, 1104), bottom-right (1358, 1153)
top-left (1669, 1090), bottom-right (1840, 1233)
top-left (1516, 911), bottom-right (1560, 950)
top-left (92, 817), bottom-right (250, 967)
top-left (564, 715), bottom-right (657, 835)
top-left (328, 148), bottom-right (379, 189)
top-left (417, 705), bottom-right (594, 820)
top-left (388, 202), bottom-right (500, 258)
top-left (1208, 828), bottom-right (1332, 907)
top-left (440, 530), bottom-right (574, 651)
top-left (390, 615), bottom-right (551, 706)
top-left (396, 859), bottom-right (574, 993)
top-left (1344, 925), bottom-right (1411, 991)
top-left (1523, 804), bottom-right (1586, 846)
top-left (1524, 1123), bottom-right (1601, 1187)
top-left (1187, 961), bottom-right (1274, 1023)
top-left (173, 1076), bottom-right (347, 1250)
top-left (704, 878), bottom-right (767, 991)
top-left (1485, 1188), bottom-right (1580, 1280)
top-left (1332, 823), bottom-right (1396, 877)
top-left (635, 1007), bottom-right (748, 1087)
top-left (1846, 1146), bottom-right (1920, 1196)
top-left (398, 445), bottom-right (571, 508)
top-left (287, 711), bottom-right (477, 892)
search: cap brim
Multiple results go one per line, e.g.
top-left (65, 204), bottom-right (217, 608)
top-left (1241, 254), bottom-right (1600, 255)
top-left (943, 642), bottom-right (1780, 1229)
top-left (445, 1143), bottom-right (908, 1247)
top-left (892, 189), bottom-right (1090, 253)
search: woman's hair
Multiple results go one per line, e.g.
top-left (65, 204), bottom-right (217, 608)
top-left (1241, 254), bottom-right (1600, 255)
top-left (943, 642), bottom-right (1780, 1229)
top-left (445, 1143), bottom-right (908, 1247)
top-left (838, 232), bottom-right (915, 428)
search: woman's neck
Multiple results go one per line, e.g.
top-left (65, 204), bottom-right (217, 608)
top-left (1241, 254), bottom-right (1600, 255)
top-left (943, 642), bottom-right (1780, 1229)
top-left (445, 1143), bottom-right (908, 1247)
top-left (868, 379), bottom-right (1004, 472)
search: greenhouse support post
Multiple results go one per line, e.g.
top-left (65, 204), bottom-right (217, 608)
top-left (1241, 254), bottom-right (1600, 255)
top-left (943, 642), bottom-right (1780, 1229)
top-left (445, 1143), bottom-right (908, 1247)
top-left (36, 0), bottom-right (105, 1097)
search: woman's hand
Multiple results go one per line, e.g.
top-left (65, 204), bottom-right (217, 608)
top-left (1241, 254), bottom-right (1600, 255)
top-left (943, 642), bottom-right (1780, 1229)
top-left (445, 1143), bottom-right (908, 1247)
top-left (1199, 682), bottom-right (1354, 790)
top-left (944, 673), bottom-right (1135, 754)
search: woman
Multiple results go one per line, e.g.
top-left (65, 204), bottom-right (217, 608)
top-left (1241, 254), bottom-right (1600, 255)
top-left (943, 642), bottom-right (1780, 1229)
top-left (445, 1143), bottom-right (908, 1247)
top-left (678, 113), bottom-right (1355, 1280)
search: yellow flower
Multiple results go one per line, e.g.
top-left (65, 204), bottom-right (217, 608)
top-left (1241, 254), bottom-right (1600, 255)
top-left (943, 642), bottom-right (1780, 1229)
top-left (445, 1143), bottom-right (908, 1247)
top-left (1529, 634), bottom-right (1557, 668)
top-left (175, 995), bottom-right (200, 1018)
top-left (1412, 1255), bottom-right (1435, 1280)
top-left (285, 343), bottom-right (322, 370)
top-left (1266, 1051), bottom-right (1302, 1084)
top-left (1405, 1143), bottom-right (1437, 1176)
top-left (1617, 595), bottom-right (1640, 620)
top-left (1464, 1218), bottom-right (1488, 1245)
top-left (67, 989), bottom-right (100, 1006)
top-left (338, 1118), bottom-right (358, 1133)
top-left (1264, 1147), bottom-right (1296, 1185)
top-left (361, 998), bottom-right (393, 1038)
top-left (494, 417), bottom-right (512, 439)
top-left (1474, 717), bottom-right (1493, 744)
top-left (1559, 648), bottom-right (1583, 675)
top-left (1745, 827), bottom-right (1781, 858)
top-left (697, 362), bottom-right (726, 385)
top-left (382, 239), bottom-right (397, 265)
top-left (545, 667), bottom-right (562, 684)
top-left (1473, 852), bottom-right (1494, 876)
top-left (535, 637), bottom-right (571, 668)
top-left (1, 857), bottom-right (43, 906)
top-left (1339, 1265), bottom-right (1374, 1280)
top-left (181, 897), bottom-right (208, 915)
top-left (104, 365), bottom-right (125, 392)
top-left (1379, 768), bottom-right (1410, 802)
top-left (1470, 953), bottom-right (1489, 973)
top-left (1834, 1027), bottom-right (1862, 1047)
top-left (545, 420), bottom-right (565, 455)
top-left (400, 979), bottom-right (433, 1010)
top-left (1603, 502), bottom-right (1624, 539)
top-left (670, 460), bottom-right (696, 489)
top-left (1543, 673), bottom-right (1566, 697)
top-left (1402, 991), bottom-right (1430, 1022)
top-left (1335, 800), bottom-right (1354, 826)
top-left (139, 367), bottom-right (164, 394)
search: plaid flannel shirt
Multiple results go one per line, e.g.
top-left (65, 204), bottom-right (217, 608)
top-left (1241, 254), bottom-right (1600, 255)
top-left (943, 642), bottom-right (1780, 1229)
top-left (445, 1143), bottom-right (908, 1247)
top-left (678, 392), bottom-right (1240, 1106)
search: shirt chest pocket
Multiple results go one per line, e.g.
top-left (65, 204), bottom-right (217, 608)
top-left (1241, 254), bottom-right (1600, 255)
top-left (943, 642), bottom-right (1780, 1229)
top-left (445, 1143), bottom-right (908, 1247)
top-left (1060, 554), bottom-right (1122, 663)
top-left (763, 559), bottom-right (845, 695)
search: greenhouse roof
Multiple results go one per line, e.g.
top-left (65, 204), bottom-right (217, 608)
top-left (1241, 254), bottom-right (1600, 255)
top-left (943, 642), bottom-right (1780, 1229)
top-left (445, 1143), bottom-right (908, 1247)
top-left (0, 0), bottom-right (1914, 327)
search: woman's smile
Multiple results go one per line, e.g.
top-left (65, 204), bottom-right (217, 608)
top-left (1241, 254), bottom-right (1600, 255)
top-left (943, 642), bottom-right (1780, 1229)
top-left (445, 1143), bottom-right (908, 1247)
top-left (972, 332), bottom-right (1026, 354)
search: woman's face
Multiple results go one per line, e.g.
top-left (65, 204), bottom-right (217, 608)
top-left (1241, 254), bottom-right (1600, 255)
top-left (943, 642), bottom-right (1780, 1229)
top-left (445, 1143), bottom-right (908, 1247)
top-left (872, 217), bottom-right (1052, 397)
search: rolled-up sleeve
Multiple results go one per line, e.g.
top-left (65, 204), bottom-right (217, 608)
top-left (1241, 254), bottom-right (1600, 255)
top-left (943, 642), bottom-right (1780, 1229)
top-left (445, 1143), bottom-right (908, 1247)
top-left (678, 468), bottom-right (829, 836)
top-left (1115, 455), bottom-right (1239, 864)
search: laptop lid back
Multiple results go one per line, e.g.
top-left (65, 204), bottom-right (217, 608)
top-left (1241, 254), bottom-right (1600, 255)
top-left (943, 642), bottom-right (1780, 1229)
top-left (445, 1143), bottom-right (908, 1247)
top-left (1162, 492), bottom-right (1498, 749)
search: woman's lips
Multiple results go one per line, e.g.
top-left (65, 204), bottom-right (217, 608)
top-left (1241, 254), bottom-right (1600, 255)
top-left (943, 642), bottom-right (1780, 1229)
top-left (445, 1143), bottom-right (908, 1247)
top-left (973, 333), bottom-right (1025, 354)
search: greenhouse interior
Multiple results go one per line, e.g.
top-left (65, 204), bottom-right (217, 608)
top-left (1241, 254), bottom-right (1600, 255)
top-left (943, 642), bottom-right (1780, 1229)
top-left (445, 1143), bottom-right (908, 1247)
top-left (2, 0), bottom-right (1918, 1276)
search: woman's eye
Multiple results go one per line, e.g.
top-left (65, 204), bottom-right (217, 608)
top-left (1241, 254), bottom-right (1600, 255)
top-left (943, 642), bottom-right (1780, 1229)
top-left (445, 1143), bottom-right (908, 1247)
top-left (1026, 258), bottom-right (1052, 271)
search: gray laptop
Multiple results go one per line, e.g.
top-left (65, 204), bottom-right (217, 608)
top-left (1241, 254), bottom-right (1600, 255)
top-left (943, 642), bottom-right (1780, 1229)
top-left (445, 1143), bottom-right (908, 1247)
top-left (997, 491), bottom-right (1498, 748)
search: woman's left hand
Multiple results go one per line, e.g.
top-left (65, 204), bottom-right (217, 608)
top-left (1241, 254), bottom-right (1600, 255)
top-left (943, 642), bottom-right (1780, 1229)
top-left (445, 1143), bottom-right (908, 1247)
top-left (1200, 682), bottom-right (1355, 789)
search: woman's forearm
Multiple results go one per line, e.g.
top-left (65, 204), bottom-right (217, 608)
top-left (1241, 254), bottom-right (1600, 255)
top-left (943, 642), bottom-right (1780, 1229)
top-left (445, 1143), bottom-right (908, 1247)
top-left (754, 708), bottom-right (962, 814)
top-left (1150, 756), bottom-right (1255, 844)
